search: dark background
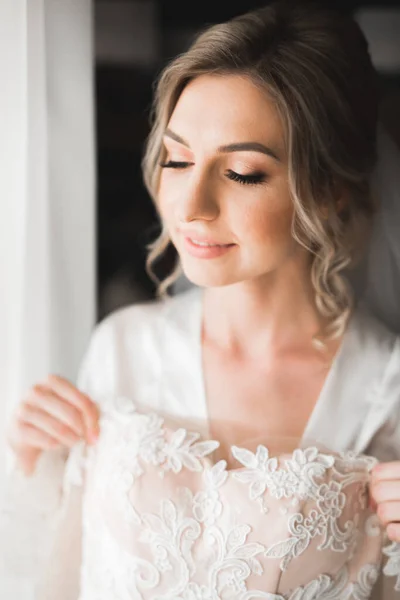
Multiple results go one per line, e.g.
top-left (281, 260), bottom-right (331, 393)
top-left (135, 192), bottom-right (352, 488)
top-left (94, 0), bottom-right (400, 319)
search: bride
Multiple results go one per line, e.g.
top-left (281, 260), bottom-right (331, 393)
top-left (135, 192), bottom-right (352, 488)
top-left (3, 1), bottom-right (400, 598)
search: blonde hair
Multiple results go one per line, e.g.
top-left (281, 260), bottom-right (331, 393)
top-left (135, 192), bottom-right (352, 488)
top-left (142, 0), bottom-right (380, 340)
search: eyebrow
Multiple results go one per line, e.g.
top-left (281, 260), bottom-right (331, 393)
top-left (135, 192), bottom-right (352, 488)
top-left (164, 128), bottom-right (281, 162)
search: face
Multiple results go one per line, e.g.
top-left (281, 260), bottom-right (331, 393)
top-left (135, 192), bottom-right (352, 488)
top-left (157, 74), bottom-right (305, 288)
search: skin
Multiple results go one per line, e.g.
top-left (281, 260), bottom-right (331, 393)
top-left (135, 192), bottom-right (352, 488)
top-left (7, 73), bottom-right (399, 542)
top-left (7, 375), bottom-right (99, 476)
top-left (370, 463), bottom-right (400, 542)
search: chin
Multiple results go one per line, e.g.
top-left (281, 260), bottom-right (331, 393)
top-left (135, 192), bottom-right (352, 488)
top-left (181, 263), bottom-right (245, 288)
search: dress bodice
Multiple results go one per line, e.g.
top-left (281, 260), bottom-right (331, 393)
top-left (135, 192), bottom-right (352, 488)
top-left (66, 395), bottom-right (400, 600)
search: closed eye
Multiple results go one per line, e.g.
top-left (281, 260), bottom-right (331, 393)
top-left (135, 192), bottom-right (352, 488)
top-left (159, 160), bottom-right (193, 169)
top-left (226, 169), bottom-right (266, 186)
top-left (159, 161), bottom-right (266, 186)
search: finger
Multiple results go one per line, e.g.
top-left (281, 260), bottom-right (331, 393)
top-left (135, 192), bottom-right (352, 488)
top-left (372, 462), bottom-right (400, 482)
top-left (377, 501), bottom-right (400, 526)
top-left (14, 422), bottom-right (60, 450)
top-left (19, 406), bottom-right (81, 448)
top-left (370, 480), bottom-right (400, 504)
top-left (26, 386), bottom-right (85, 437)
top-left (44, 375), bottom-right (99, 438)
top-left (387, 523), bottom-right (400, 543)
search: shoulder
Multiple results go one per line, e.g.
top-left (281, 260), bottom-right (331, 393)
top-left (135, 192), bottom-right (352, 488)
top-left (91, 286), bottom-right (200, 346)
top-left (351, 304), bottom-right (400, 410)
top-left (349, 306), bottom-right (400, 376)
top-left (352, 307), bottom-right (400, 460)
top-left (351, 305), bottom-right (400, 363)
top-left (76, 287), bottom-right (201, 395)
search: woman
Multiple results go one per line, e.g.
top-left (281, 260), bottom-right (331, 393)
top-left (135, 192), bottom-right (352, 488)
top-left (3, 1), bottom-right (400, 598)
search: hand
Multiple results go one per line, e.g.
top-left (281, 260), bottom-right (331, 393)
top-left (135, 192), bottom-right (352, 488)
top-left (370, 461), bottom-right (400, 542)
top-left (7, 374), bottom-right (100, 476)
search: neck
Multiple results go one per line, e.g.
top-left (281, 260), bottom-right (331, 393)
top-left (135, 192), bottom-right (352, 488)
top-left (202, 260), bottom-right (324, 360)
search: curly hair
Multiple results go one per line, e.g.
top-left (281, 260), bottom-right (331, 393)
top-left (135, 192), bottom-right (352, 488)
top-left (142, 0), bottom-right (380, 341)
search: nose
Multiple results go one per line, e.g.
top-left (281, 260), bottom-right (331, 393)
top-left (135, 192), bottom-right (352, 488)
top-left (176, 169), bottom-right (219, 224)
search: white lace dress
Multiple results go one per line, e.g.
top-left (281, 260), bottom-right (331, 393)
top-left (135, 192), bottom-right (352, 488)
top-left (1, 287), bottom-right (400, 599)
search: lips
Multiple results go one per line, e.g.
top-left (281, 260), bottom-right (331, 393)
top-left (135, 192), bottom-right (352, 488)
top-left (182, 236), bottom-right (236, 259)
top-left (189, 238), bottom-right (233, 248)
top-left (179, 229), bottom-right (234, 247)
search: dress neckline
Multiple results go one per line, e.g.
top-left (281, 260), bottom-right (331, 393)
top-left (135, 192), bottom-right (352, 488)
top-left (188, 287), bottom-right (356, 464)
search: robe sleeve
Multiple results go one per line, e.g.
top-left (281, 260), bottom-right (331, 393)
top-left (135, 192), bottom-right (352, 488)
top-left (0, 322), bottom-right (108, 599)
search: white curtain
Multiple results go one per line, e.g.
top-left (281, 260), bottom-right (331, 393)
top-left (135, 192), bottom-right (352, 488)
top-left (0, 0), bottom-right (96, 484)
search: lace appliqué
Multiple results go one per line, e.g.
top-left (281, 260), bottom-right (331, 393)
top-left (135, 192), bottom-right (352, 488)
top-left (75, 396), bottom-right (391, 600)
top-left (383, 541), bottom-right (400, 591)
top-left (231, 446), bottom-right (375, 571)
top-left (100, 395), bottom-right (220, 478)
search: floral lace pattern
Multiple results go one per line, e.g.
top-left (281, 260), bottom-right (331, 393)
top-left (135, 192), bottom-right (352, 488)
top-left (383, 541), bottom-right (400, 591)
top-left (64, 396), bottom-right (400, 599)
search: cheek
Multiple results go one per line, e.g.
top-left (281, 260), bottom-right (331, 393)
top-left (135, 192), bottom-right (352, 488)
top-left (157, 171), bottom-right (188, 223)
top-left (238, 198), bottom-right (294, 248)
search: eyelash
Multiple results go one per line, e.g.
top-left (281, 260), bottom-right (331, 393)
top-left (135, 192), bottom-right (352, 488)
top-left (159, 161), bottom-right (266, 186)
top-left (226, 169), bottom-right (265, 186)
top-left (159, 160), bottom-right (190, 169)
